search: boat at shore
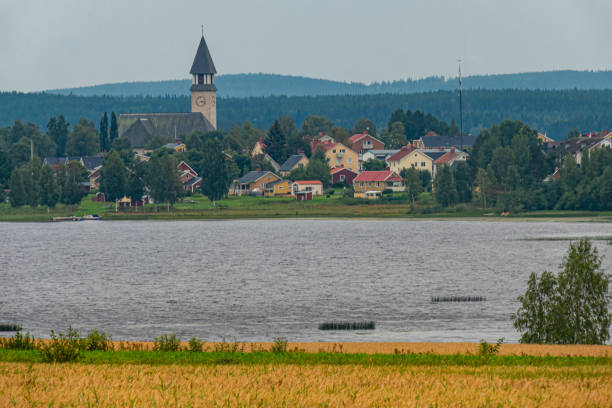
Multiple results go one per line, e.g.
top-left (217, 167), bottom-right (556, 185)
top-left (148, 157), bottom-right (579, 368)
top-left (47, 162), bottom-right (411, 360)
top-left (52, 214), bottom-right (102, 222)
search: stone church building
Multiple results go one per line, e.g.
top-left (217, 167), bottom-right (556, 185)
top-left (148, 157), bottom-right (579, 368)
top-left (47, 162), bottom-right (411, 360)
top-left (118, 34), bottom-right (217, 152)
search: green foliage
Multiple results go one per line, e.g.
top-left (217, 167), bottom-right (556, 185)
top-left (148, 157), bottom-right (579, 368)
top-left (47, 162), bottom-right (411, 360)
top-left (82, 329), bottom-right (113, 351)
top-left (153, 333), bottom-right (180, 352)
top-left (401, 167), bottom-right (422, 203)
top-left (362, 159), bottom-right (386, 171)
top-left (99, 112), bottom-right (109, 152)
top-left (289, 157), bottom-right (331, 187)
top-left (188, 337), bottom-right (203, 352)
top-left (270, 337), bottom-right (288, 353)
top-left (301, 115), bottom-right (333, 137)
top-left (265, 119), bottom-right (287, 163)
top-left (40, 326), bottom-right (82, 363)
top-left (100, 150), bottom-right (127, 202)
top-left (433, 165), bottom-right (458, 207)
top-left (39, 164), bottom-right (59, 208)
top-left (147, 153), bottom-right (183, 208)
top-left (111, 136), bottom-right (131, 152)
top-left (353, 118), bottom-right (376, 136)
top-left (67, 118), bottom-right (99, 156)
top-left (0, 331), bottom-right (36, 350)
top-left (512, 239), bottom-right (611, 344)
top-left (126, 160), bottom-right (147, 202)
top-left (109, 112), bottom-right (118, 144)
top-left (200, 138), bottom-right (229, 203)
top-left (57, 161), bottom-right (88, 205)
top-left (478, 338), bottom-right (504, 357)
top-left (47, 116), bottom-right (69, 156)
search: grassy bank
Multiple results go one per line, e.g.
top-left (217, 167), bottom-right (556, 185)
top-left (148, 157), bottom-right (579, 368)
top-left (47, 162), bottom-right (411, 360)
top-left (1, 192), bottom-right (612, 222)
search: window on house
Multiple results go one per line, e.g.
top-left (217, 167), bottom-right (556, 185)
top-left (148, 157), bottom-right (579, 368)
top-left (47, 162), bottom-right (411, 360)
top-left (347, 157), bottom-right (352, 163)
top-left (360, 182), bottom-right (364, 187)
top-left (421, 162), bottom-right (426, 166)
top-left (333, 149), bottom-right (336, 153)
top-left (375, 182), bottom-right (379, 187)
top-left (340, 175), bottom-right (345, 181)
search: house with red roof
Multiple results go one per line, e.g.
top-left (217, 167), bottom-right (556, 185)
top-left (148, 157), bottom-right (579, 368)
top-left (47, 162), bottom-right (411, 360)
top-left (292, 180), bottom-right (323, 196)
top-left (432, 148), bottom-right (469, 177)
top-left (349, 131), bottom-right (385, 153)
top-left (353, 170), bottom-right (404, 198)
top-left (330, 167), bottom-right (359, 186)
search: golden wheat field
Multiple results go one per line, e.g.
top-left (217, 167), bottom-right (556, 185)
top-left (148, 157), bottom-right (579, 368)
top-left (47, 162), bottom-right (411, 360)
top-left (109, 340), bottom-right (612, 356)
top-left (0, 361), bottom-right (611, 407)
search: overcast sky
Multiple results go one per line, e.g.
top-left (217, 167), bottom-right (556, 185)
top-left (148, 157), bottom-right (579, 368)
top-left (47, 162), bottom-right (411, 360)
top-left (1, 0), bottom-right (611, 92)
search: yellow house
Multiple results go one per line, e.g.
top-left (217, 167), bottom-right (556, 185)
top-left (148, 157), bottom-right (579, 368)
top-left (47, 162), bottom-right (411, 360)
top-left (163, 142), bottom-right (187, 153)
top-left (353, 170), bottom-right (404, 198)
top-left (537, 133), bottom-right (554, 143)
top-left (386, 147), bottom-right (434, 174)
top-left (324, 143), bottom-right (359, 172)
top-left (265, 179), bottom-right (293, 196)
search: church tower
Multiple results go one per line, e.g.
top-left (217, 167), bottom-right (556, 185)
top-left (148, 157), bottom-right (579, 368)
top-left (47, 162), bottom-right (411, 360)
top-left (190, 33), bottom-right (217, 129)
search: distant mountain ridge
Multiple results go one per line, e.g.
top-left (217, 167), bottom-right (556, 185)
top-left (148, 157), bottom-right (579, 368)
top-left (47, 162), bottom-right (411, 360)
top-left (46, 71), bottom-right (612, 98)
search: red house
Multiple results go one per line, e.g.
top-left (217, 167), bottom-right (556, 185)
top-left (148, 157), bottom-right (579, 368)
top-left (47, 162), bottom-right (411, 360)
top-left (348, 132), bottom-right (385, 153)
top-left (330, 167), bottom-right (358, 185)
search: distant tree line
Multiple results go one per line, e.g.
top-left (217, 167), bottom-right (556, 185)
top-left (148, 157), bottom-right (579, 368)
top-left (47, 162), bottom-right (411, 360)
top-left (2, 88), bottom-right (612, 139)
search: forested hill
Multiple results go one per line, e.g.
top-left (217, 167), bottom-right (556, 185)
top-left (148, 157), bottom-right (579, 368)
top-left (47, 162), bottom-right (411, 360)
top-left (2, 89), bottom-right (611, 139)
top-left (45, 71), bottom-right (612, 98)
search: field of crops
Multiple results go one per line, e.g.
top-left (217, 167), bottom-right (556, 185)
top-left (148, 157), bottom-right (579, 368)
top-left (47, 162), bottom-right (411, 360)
top-left (1, 361), bottom-right (610, 407)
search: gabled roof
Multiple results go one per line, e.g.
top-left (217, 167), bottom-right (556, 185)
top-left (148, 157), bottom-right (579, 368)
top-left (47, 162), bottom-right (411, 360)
top-left (421, 135), bottom-right (477, 148)
top-left (279, 155), bottom-right (306, 172)
top-left (294, 180), bottom-right (323, 185)
top-left (349, 132), bottom-right (385, 146)
top-left (81, 156), bottom-right (103, 171)
top-left (330, 167), bottom-right (358, 175)
top-left (237, 171), bottom-right (278, 184)
top-left (184, 176), bottom-right (202, 187)
top-left (433, 151), bottom-right (458, 165)
top-left (386, 147), bottom-right (414, 162)
top-left (267, 179), bottom-right (289, 186)
top-left (118, 113), bottom-right (214, 148)
top-left (190, 36), bottom-right (217, 74)
top-left (354, 170), bottom-right (400, 182)
top-left (43, 157), bottom-right (68, 167)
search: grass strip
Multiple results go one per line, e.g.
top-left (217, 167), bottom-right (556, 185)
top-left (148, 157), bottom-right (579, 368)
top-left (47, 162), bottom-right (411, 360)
top-left (2, 349), bottom-right (611, 367)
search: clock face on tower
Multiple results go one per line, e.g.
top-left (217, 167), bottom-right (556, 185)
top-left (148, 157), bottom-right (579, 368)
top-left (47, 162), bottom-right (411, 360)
top-left (195, 96), bottom-right (206, 106)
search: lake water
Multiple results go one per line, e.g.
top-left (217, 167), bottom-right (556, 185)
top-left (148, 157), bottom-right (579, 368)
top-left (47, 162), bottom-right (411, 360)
top-left (1, 219), bottom-right (611, 343)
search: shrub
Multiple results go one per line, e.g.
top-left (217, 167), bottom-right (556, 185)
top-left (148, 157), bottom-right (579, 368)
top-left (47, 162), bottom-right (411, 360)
top-left (83, 329), bottom-right (113, 351)
top-left (270, 337), bottom-right (288, 353)
top-left (0, 324), bottom-right (22, 332)
top-left (478, 338), bottom-right (504, 357)
top-left (40, 326), bottom-right (82, 363)
top-left (153, 333), bottom-right (180, 352)
top-left (188, 337), bottom-right (203, 352)
top-left (0, 331), bottom-right (36, 350)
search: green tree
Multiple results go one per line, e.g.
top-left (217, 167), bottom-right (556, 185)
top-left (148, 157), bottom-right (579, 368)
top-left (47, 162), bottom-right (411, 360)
top-left (99, 151), bottom-right (127, 203)
top-left (352, 118), bottom-right (376, 136)
top-left (127, 161), bottom-right (147, 203)
top-left (401, 167), bottom-right (422, 204)
top-left (111, 136), bottom-right (132, 152)
top-left (47, 116), bottom-right (70, 157)
top-left (57, 161), bottom-right (88, 205)
top-left (39, 164), bottom-right (59, 208)
top-left (0, 148), bottom-right (13, 187)
top-left (110, 112), bottom-right (118, 144)
top-left (301, 115), bottom-right (333, 137)
top-left (475, 168), bottom-right (490, 208)
top-left (454, 161), bottom-right (473, 203)
top-left (330, 126), bottom-right (350, 145)
top-left (265, 119), bottom-right (287, 163)
top-left (147, 153), bottom-right (183, 210)
top-left (433, 165), bottom-right (458, 207)
top-left (8, 167), bottom-right (27, 207)
top-left (362, 159), bottom-right (386, 171)
top-left (67, 118), bottom-right (99, 156)
top-left (384, 121), bottom-right (407, 148)
top-left (200, 139), bottom-right (229, 205)
top-left (512, 239), bottom-right (611, 344)
top-left (99, 112), bottom-right (109, 152)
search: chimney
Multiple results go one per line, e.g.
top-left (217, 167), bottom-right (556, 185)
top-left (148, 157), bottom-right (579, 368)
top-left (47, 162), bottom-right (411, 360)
top-left (439, 146), bottom-right (444, 151)
top-left (401, 145), bottom-right (408, 151)
top-left (256, 167), bottom-right (262, 172)
top-left (451, 147), bottom-right (455, 153)
top-left (385, 166), bottom-right (390, 171)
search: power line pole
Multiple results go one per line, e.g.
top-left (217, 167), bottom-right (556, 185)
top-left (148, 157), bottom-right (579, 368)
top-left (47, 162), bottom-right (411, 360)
top-left (458, 59), bottom-right (463, 150)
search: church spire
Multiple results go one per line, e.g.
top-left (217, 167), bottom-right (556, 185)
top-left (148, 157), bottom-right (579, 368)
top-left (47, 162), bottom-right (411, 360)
top-left (190, 34), bottom-right (216, 75)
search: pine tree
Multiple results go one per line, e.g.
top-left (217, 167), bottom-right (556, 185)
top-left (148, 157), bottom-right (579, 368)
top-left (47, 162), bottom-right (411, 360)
top-left (39, 165), bottom-right (59, 208)
top-left (47, 115), bottom-right (69, 157)
top-left (99, 112), bottom-right (109, 152)
top-left (110, 112), bottom-right (118, 145)
top-left (265, 120), bottom-right (287, 163)
top-left (200, 139), bottom-right (229, 205)
top-left (433, 165), bottom-right (458, 207)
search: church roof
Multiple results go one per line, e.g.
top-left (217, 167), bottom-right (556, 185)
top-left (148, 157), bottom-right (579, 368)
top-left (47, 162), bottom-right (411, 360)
top-left (118, 113), bottom-right (215, 148)
top-left (190, 36), bottom-right (216, 75)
